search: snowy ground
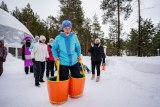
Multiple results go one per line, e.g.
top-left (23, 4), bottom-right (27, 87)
top-left (0, 54), bottom-right (160, 107)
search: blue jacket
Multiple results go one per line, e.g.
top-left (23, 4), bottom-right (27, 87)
top-left (29, 41), bottom-right (37, 52)
top-left (52, 32), bottom-right (81, 66)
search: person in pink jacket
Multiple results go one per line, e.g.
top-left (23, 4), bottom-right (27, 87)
top-left (46, 38), bottom-right (55, 78)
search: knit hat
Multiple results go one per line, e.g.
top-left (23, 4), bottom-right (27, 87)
top-left (24, 35), bottom-right (31, 41)
top-left (39, 35), bottom-right (46, 41)
top-left (61, 20), bottom-right (72, 29)
top-left (95, 38), bottom-right (101, 44)
top-left (34, 35), bottom-right (39, 42)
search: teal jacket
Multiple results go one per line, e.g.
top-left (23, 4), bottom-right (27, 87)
top-left (29, 41), bottom-right (37, 52)
top-left (52, 32), bottom-right (81, 66)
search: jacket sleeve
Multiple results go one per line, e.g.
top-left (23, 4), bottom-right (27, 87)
top-left (22, 45), bottom-right (25, 60)
top-left (75, 36), bottom-right (81, 57)
top-left (31, 44), bottom-right (37, 59)
top-left (88, 47), bottom-right (94, 53)
top-left (3, 47), bottom-right (7, 59)
top-left (29, 42), bottom-right (34, 52)
top-left (46, 45), bottom-right (49, 58)
top-left (52, 37), bottom-right (59, 59)
top-left (99, 46), bottom-right (106, 63)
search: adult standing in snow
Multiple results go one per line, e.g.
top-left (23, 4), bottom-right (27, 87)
top-left (31, 35), bottom-right (49, 86)
top-left (46, 38), bottom-right (55, 78)
top-left (52, 19), bottom-right (83, 81)
top-left (88, 38), bottom-right (105, 82)
top-left (0, 40), bottom-right (7, 76)
top-left (22, 36), bottom-right (33, 74)
top-left (29, 35), bottom-right (39, 77)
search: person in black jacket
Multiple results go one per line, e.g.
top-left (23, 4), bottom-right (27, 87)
top-left (88, 38), bottom-right (105, 82)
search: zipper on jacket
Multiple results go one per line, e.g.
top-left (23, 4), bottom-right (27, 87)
top-left (66, 36), bottom-right (72, 65)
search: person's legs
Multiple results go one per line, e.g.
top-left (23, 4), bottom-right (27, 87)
top-left (91, 61), bottom-right (96, 79)
top-left (25, 67), bottom-right (29, 74)
top-left (69, 63), bottom-right (82, 78)
top-left (40, 62), bottom-right (45, 82)
top-left (46, 61), bottom-right (50, 78)
top-left (50, 61), bottom-right (55, 77)
top-left (95, 61), bottom-right (101, 82)
top-left (30, 66), bottom-right (33, 73)
top-left (35, 61), bottom-right (41, 86)
top-left (0, 60), bottom-right (3, 76)
top-left (59, 65), bottom-right (69, 81)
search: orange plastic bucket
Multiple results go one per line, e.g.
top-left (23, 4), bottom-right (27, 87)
top-left (47, 79), bottom-right (69, 104)
top-left (69, 76), bottom-right (85, 98)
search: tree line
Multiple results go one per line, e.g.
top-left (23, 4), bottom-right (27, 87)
top-left (0, 0), bottom-right (160, 56)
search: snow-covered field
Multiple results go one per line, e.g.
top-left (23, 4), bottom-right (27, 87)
top-left (0, 54), bottom-right (160, 107)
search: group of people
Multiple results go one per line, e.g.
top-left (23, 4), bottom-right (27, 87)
top-left (0, 19), bottom-right (106, 87)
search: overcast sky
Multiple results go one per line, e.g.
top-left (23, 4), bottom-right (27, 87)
top-left (1, 0), bottom-right (160, 38)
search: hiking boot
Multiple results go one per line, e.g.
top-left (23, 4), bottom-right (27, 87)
top-left (35, 83), bottom-right (40, 87)
top-left (39, 79), bottom-right (45, 82)
top-left (91, 74), bottom-right (95, 80)
top-left (96, 76), bottom-right (100, 82)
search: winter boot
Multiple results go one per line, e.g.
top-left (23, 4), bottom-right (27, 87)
top-left (25, 67), bottom-right (29, 74)
top-left (96, 76), bottom-right (100, 82)
top-left (91, 74), bottom-right (95, 80)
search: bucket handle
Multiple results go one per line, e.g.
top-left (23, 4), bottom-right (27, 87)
top-left (56, 59), bottom-right (60, 82)
top-left (79, 59), bottom-right (86, 77)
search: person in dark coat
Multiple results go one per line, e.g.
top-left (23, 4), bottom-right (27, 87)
top-left (22, 36), bottom-right (33, 74)
top-left (0, 40), bottom-right (7, 76)
top-left (88, 38), bottom-right (105, 82)
top-left (46, 38), bottom-right (55, 78)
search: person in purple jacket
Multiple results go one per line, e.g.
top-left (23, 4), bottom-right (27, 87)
top-left (22, 36), bottom-right (33, 74)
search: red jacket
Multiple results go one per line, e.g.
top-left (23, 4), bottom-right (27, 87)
top-left (47, 45), bottom-right (54, 61)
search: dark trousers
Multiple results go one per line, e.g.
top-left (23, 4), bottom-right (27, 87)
top-left (91, 61), bottom-right (101, 76)
top-left (0, 60), bottom-right (3, 76)
top-left (25, 66), bottom-right (33, 74)
top-left (59, 63), bottom-right (82, 81)
top-left (33, 62), bottom-right (36, 77)
top-left (46, 60), bottom-right (55, 77)
top-left (40, 62), bottom-right (45, 80)
top-left (35, 61), bottom-right (45, 84)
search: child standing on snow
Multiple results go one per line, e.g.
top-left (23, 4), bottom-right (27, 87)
top-left (31, 35), bottom-right (49, 86)
top-left (46, 38), bottom-right (55, 78)
top-left (88, 38), bottom-right (105, 82)
top-left (22, 36), bottom-right (33, 74)
top-left (0, 40), bottom-right (7, 76)
top-left (52, 19), bottom-right (83, 81)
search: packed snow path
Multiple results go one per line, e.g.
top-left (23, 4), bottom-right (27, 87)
top-left (0, 54), bottom-right (160, 107)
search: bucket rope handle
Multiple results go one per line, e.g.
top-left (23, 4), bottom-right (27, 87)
top-left (79, 60), bottom-right (86, 77)
top-left (56, 59), bottom-right (60, 82)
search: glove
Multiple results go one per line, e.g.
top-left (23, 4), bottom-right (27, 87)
top-left (46, 58), bottom-right (50, 62)
top-left (78, 56), bottom-right (82, 63)
top-left (32, 58), bottom-right (35, 63)
top-left (98, 43), bottom-right (101, 47)
top-left (2, 58), bottom-right (6, 62)
top-left (78, 56), bottom-right (82, 61)
top-left (55, 58), bottom-right (59, 65)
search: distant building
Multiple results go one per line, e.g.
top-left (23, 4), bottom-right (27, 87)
top-left (0, 9), bottom-right (33, 58)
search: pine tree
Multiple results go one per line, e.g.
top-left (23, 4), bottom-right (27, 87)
top-left (0, 1), bottom-right (9, 12)
top-left (12, 7), bottom-right (21, 20)
top-left (100, 0), bottom-right (133, 56)
top-left (91, 14), bottom-right (104, 42)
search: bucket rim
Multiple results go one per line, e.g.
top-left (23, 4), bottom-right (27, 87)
top-left (47, 79), bottom-right (69, 82)
top-left (70, 76), bottom-right (85, 79)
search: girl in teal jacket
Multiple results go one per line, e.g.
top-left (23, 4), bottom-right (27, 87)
top-left (52, 19), bottom-right (82, 80)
